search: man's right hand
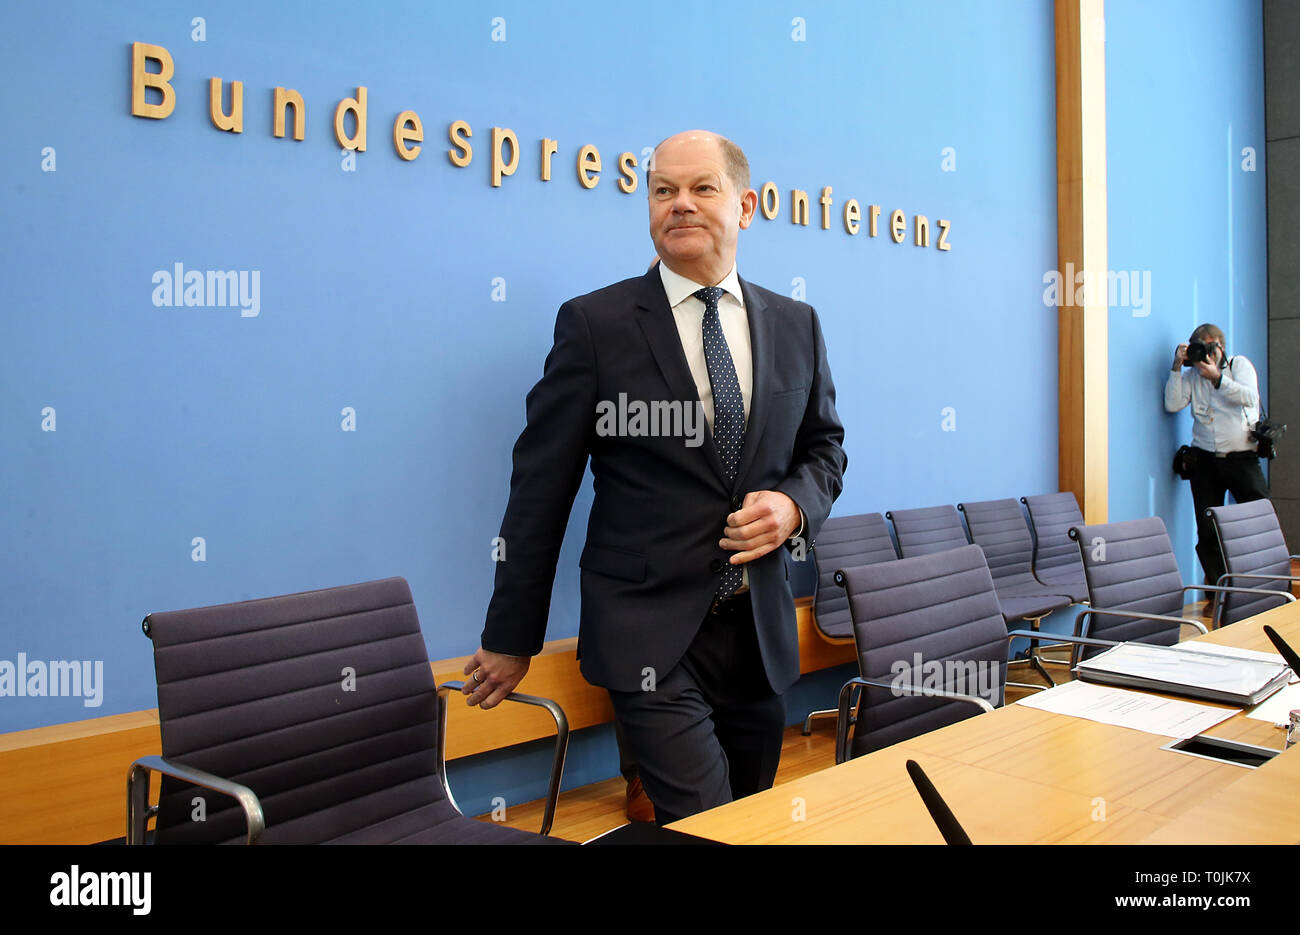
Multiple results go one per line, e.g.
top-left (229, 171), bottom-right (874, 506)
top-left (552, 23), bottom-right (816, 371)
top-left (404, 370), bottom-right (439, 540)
top-left (1171, 343), bottom-right (1188, 371)
top-left (461, 647), bottom-right (530, 710)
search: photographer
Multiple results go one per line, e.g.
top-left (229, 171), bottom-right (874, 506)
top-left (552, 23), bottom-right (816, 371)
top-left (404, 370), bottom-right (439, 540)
top-left (1164, 323), bottom-right (1269, 599)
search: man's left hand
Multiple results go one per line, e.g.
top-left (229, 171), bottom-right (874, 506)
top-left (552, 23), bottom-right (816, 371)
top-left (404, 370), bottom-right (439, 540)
top-left (720, 490), bottom-right (801, 565)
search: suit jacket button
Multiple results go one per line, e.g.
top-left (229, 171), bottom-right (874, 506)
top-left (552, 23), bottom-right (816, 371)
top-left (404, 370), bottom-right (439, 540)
top-left (709, 558), bottom-right (724, 573)
top-left (730, 496), bottom-right (742, 510)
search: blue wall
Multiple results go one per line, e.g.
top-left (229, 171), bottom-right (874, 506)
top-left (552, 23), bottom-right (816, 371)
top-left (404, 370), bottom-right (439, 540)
top-left (21, 2), bottom-right (1277, 817)
top-left (1106, 0), bottom-right (1267, 579)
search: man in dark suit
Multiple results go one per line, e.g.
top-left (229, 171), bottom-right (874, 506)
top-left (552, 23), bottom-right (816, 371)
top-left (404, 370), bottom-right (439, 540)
top-left (463, 130), bottom-right (847, 824)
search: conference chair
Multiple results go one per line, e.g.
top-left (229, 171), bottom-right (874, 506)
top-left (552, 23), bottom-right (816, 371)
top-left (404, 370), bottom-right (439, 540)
top-left (833, 545), bottom-right (1114, 763)
top-left (1067, 517), bottom-right (1291, 661)
top-left (1207, 499), bottom-right (1300, 627)
top-left (126, 577), bottom-right (572, 845)
top-left (1020, 492), bottom-right (1090, 602)
top-left (832, 545), bottom-right (1007, 763)
top-left (801, 513), bottom-right (900, 734)
top-left (958, 498), bottom-right (1076, 686)
top-left (886, 504), bottom-right (971, 557)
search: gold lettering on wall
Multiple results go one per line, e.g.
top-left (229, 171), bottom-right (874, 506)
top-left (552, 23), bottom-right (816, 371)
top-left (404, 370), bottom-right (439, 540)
top-left (131, 42), bottom-right (175, 119)
top-left (843, 199), bottom-right (860, 235)
top-left (540, 138), bottom-right (558, 180)
top-left (577, 144), bottom-right (601, 189)
top-left (393, 110), bottom-right (423, 161)
top-left (333, 87), bottom-right (367, 151)
top-left (273, 87), bottom-right (305, 140)
top-left (937, 219), bottom-right (952, 251)
top-left (448, 120), bottom-right (473, 167)
top-left (791, 189), bottom-right (809, 226)
top-left (491, 127), bottom-right (519, 186)
top-left (890, 209), bottom-right (905, 243)
top-left (208, 78), bottom-right (243, 133)
top-left (617, 152), bottom-right (638, 193)
top-left (123, 40), bottom-right (955, 253)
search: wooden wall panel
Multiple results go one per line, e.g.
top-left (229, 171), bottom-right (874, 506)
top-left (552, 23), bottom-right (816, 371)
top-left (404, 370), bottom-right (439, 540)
top-left (1055, 0), bottom-right (1109, 522)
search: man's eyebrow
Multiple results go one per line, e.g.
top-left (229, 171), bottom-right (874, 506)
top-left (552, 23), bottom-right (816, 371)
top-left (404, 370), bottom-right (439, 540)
top-left (648, 170), bottom-right (723, 186)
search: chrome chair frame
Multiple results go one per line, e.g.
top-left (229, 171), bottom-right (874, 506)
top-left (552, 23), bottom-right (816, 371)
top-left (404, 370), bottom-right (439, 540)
top-left (127, 682), bottom-right (570, 844)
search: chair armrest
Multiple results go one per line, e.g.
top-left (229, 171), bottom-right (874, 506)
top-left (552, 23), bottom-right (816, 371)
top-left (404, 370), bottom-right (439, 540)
top-left (126, 755), bottom-right (265, 845)
top-left (1184, 583), bottom-right (1295, 629)
top-left (1215, 573), bottom-right (1300, 588)
top-left (834, 676), bottom-right (993, 765)
top-left (1187, 583), bottom-right (1296, 601)
top-left (1005, 630), bottom-right (1119, 650)
top-left (1077, 606), bottom-right (1208, 637)
top-left (1005, 630), bottom-right (1121, 682)
top-left (436, 681), bottom-right (569, 837)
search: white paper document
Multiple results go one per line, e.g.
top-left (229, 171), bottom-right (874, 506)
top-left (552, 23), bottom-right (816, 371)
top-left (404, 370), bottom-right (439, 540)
top-left (1245, 680), bottom-right (1300, 727)
top-left (1015, 680), bottom-right (1239, 738)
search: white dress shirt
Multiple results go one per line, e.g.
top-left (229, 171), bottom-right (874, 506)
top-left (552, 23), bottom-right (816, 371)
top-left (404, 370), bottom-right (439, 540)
top-left (658, 262), bottom-right (752, 432)
top-left (1164, 355), bottom-right (1261, 454)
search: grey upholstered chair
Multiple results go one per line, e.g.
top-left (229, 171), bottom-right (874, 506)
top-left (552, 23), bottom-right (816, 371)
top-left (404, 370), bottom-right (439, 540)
top-left (1066, 516), bottom-right (1286, 660)
top-left (886, 504), bottom-right (971, 557)
top-left (958, 498), bottom-right (1076, 686)
top-left (802, 512), bottom-right (900, 734)
top-left (832, 545), bottom-right (1008, 762)
top-left (127, 577), bottom-right (572, 844)
top-left (1207, 499), bottom-right (1300, 627)
top-left (811, 512), bottom-right (900, 642)
top-left (1020, 492), bottom-right (1090, 602)
top-left (833, 545), bottom-right (1112, 762)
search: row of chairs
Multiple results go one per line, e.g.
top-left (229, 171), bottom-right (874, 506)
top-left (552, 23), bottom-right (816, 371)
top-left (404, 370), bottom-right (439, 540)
top-left (121, 500), bottom-right (1298, 844)
top-left (823, 496), bottom-right (1299, 761)
top-left (809, 493), bottom-right (1089, 716)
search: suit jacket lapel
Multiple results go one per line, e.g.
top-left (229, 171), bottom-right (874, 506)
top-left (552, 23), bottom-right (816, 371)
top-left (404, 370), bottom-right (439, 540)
top-left (734, 275), bottom-right (773, 490)
top-left (634, 269), bottom-right (729, 485)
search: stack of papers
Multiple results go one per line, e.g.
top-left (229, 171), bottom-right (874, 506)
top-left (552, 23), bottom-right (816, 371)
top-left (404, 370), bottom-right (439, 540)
top-left (1075, 642), bottom-right (1291, 706)
top-left (1016, 680), bottom-right (1238, 738)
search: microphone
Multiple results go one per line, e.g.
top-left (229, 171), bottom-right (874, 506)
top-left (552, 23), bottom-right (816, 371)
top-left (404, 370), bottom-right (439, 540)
top-left (1263, 625), bottom-right (1300, 676)
top-left (905, 759), bottom-right (973, 845)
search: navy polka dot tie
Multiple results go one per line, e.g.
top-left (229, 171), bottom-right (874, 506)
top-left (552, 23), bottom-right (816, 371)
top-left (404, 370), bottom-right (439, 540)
top-left (695, 286), bottom-right (745, 599)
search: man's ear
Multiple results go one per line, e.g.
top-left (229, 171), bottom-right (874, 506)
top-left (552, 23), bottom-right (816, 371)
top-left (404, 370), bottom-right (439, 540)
top-left (738, 188), bottom-right (758, 230)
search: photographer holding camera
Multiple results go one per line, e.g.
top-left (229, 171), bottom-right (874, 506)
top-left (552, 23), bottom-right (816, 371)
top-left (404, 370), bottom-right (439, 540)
top-left (1165, 323), bottom-right (1269, 599)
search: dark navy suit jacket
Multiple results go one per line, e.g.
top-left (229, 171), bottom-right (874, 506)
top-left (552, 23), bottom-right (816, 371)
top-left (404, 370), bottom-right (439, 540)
top-left (481, 267), bottom-right (846, 693)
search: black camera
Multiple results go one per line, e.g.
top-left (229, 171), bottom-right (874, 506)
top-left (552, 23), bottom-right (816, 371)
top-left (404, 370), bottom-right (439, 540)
top-left (1252, 417), bottom-right (1287, 460)
top-left (1184, 341), bottom-right (1218, 366)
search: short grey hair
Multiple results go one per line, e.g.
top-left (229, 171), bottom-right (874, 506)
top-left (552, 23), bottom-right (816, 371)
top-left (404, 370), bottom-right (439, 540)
top-left (646, 132), bottom-right (751, 192)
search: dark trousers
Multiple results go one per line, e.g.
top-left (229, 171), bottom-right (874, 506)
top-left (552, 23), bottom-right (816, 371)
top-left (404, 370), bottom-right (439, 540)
top-left (607, 592), bottom-right (786, 826)
top-left (1187, 448), bottom-right (1270, 589)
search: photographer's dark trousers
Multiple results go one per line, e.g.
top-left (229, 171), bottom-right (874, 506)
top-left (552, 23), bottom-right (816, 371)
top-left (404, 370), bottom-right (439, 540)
top-left (1187, 446), bottom-right (1270, 590)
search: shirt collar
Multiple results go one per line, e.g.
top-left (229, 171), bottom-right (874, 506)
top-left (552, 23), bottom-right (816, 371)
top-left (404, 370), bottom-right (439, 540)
top-left (658, 262), bottom-right (744, 310)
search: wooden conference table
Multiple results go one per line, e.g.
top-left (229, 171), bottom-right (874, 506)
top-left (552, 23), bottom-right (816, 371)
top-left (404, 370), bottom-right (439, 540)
top-left (668, 600), bottom-right (1300, 845)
